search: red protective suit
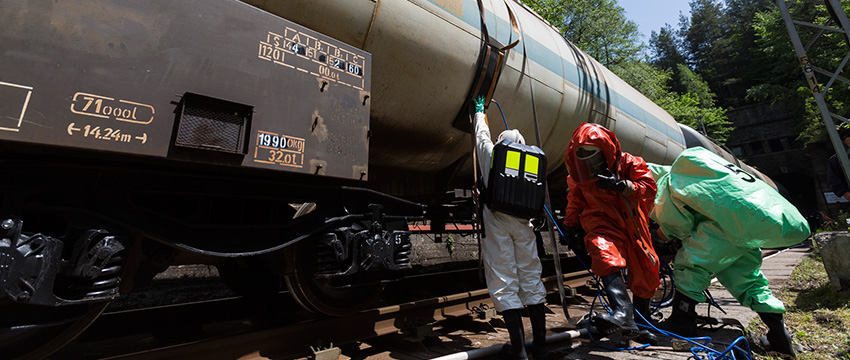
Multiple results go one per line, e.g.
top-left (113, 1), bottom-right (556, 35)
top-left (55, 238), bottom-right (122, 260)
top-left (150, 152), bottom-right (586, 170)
top-left (563, 123), bottom-right (660, 299)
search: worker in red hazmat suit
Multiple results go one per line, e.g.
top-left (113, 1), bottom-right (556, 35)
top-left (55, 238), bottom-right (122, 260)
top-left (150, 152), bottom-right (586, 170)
top-left (473, 96), bottom-right (548, 360)
top-left (648, 147), bottom-right (811, 358)
top-left (562, 123), bottom-right (660, 345)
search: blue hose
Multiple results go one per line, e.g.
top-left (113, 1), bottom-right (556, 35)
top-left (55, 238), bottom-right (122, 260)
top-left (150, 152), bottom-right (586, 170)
top-left (542, 205), bottom-right (753, 359)
top-left (490, 99), bottom-right (509, 130)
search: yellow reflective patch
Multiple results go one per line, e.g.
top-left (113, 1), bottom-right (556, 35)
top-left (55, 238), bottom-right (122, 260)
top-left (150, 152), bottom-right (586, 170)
top-left (506, 151), bottom-right (520, 170)
top-left (525, 155), bottom-right (539, 175)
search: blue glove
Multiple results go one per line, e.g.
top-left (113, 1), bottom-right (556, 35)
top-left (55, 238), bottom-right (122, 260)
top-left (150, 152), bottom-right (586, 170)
top-left (473, 95), bottom-right (486, 113)
top-left (594, 169), bottom-right (628, 192)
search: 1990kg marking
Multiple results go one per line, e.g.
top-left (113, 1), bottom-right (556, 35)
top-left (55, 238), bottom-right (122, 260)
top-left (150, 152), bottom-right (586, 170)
top-left (253, 130), bottom-right (305, 168)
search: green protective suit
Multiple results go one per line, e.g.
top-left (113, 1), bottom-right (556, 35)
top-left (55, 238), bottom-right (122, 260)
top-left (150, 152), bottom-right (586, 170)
top-left (647, 147), bottom-right (811, 313)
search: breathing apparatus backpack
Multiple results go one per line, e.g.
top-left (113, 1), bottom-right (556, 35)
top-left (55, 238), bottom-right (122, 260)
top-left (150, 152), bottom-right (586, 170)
top-left (482, 139), bottom-right (547, 219)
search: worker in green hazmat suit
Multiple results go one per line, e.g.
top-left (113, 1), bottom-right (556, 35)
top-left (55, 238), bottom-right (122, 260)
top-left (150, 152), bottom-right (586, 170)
top-left (647, 147), bottom-right (810, 358)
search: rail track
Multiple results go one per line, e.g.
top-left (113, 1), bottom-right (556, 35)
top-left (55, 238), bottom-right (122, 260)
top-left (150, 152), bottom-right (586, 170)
top-left (44, 245), bottom-right (793, 360)
top-left (48, 257), bottom-right (593, 360)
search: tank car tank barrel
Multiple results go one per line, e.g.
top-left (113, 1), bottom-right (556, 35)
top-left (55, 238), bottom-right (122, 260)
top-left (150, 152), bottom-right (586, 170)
top-left (241, 0), bottom-right (688, 172)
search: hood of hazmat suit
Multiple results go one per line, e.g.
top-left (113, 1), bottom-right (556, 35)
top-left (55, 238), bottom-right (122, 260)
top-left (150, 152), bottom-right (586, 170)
top-left (648, 147), bottom-right (811, 249)
top-left (564, 123), bottom-right (620, 183)
top-left (498, 129), bottom-right (525, 145)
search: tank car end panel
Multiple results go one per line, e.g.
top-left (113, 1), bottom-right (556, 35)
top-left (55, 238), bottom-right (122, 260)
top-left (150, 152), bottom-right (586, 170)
top-left (0, 0), bottom-right (371, 181)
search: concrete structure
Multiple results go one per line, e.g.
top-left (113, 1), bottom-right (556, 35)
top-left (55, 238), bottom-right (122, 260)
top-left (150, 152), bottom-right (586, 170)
top-left (814, 232), bottom-right (850, 291)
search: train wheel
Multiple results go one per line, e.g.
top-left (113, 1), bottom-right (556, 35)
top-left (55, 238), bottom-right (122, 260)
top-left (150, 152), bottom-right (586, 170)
top-left (284, 239), bottom-right (385, 316)
top-left (285, 203), bottom-right (384, 316)
top-left (284, 202), bottom-right (384, 316)
top-left (0, 302), bottom-right (109, 360)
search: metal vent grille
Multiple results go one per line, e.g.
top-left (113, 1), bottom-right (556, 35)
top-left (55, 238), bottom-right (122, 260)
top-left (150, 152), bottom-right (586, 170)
top-left (176, 94), bottom-right (251, 154)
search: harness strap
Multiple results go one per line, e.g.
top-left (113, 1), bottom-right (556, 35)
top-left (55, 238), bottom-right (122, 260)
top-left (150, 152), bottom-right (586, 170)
top-left (452, 0), bottom-right (521, 132)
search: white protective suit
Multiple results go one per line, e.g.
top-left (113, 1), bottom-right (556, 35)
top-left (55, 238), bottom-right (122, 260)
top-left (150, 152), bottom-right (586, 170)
top-left (474, 111), bottom-right (547, 312)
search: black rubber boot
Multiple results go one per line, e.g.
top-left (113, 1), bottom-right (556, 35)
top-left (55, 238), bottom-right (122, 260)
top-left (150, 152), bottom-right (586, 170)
top-left (659, 291), bottom-right (698, 337)
top-left (632, 295), bottom-right (660, 346)
top-left (501, 309), bottom-right (529, 360)
top-left (592, 273), bottom-right (639, 339)
top-left (758, 312), bottom-right (796, 358)
top-left (527, 303), bottom-right (548, 360)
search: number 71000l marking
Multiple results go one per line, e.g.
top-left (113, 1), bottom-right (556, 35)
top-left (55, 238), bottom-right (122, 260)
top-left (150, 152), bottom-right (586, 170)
top-left (70, 92), bottom-right (155, 124)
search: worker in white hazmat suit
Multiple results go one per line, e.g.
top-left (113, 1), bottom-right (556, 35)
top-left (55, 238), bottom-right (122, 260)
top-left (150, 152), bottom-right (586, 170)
top-left (473, 96), bottom-right (548, 360)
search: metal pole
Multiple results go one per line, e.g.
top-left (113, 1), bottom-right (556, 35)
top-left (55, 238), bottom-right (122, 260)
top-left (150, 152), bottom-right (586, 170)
top-left (828, 0), bottom-right (850, 44)
top-left (776, 0), bottom-right (850, 196)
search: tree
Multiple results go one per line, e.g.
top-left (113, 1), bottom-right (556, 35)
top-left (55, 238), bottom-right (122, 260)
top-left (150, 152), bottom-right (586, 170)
top-left (522, 0), bottom-right (644, 66)
top-left (610, 62), bottom-right (734, 144)
top-left (649, 24), bottom-right (685, 71)
top-left (524, 0), bottom-right (734, 143)
top-left (675, 64), bottom-right (716, 108)
top-left (681, 0), bottom-right (737, 104)
top-left (657, 93), bottom-right (733, 143)
top-left (719, 0), bottom-right (776, 106)
top-left (610, 61), bottom-right (672, 102)
top-left (750, 1), bottom-right (850, 146)
top-left (747, 7), bottom-right (801, 104)
top-left (683, 0), bottom-right (728, 72)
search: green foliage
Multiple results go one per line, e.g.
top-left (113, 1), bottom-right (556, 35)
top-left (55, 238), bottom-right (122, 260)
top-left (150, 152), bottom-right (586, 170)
top-left (649, 24), bottom-right (685, 71)
top-left (750, 1), bottom-right (850, 147)
top-left (611, 62), bottom-right (733, 143)
top-left (747, 6), bottom-right (808, 118)
top-left (656, 92), bottom-right (733, 144)
top-left (526, 0), bottom-right (850, 149)
top-left (720, 0), bottom-right (778, 106)
top-left (750, 250), bottom-right (850, 359)
top-left (445, 234), bottom-right (455, 255)
top-left (521, 0), bottom-right (644, 66)
top-left (815, 210), bottom-right (850, 232)
top-left (609, 61), bottom-right (673, 101)
top-left (675, 64), bottom-right (716, 108)
top-left (795, 86), bottom-right (850, 147)
top-left (682, 0), bottom-right (730, 73)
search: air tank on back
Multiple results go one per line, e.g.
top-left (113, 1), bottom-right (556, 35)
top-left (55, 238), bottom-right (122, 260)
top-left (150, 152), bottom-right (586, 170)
top-left (241, 0), bottom-right (688, 192)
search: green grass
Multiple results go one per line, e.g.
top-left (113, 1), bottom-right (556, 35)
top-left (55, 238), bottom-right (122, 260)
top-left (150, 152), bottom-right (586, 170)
top-left (747, 242), bottom-right (850, 359)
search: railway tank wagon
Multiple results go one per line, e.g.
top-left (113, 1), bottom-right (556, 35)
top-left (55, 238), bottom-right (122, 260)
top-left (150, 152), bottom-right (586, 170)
top-left (1, 0), bottom-right (774, 358)
top-left (242, 0), bottom-right (772, 195)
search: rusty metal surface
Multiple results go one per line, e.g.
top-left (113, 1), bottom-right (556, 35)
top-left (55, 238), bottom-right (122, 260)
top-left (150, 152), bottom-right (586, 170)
top-left (0, 0), bottom-right (370, 180)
